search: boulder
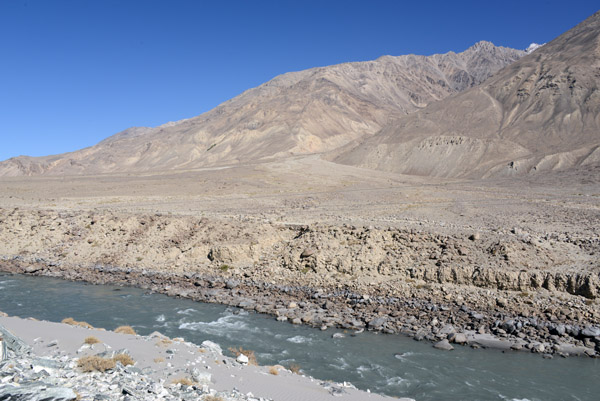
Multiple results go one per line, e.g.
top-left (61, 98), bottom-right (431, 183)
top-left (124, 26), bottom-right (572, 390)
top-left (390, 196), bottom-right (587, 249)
top-left (225, 280), bottom-right (239, 289)
top-left (531, 343), bottom-right (546, 353)
top-left (549, 324), bottom-right (566, 336)
top-left (468, 233), bottom-right (480, 241)
top-left (367, 317), bottom-right (387, 330)
top-left (450, 332), bottom-right (468, 345)
top-left (581, 326), bottom-right (600, 338)
top-left (0, 323), bottom-right (32, 354)
top-left (0, 384), bottom-right (77, 401)
top-left (496, 298), bottom-right (508, 307)
top-left (433, 339), bottom-right (454, 351)
top-left (300, 248), bottom-right (316, 258)
top-left (439, 324), bottom-right (456, 335)
top-left (200, 340), bottom-right (222, 355)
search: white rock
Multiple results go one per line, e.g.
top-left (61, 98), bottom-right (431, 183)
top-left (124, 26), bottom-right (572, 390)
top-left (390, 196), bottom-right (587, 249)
top-left (236, 354), bottom-right (249, 364)
top-left (194, 372), bottom-right (212, 384)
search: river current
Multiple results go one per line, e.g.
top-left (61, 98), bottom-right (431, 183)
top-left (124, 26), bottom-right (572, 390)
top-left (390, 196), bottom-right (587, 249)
top-left (0, 272), bottom-right (597, 400)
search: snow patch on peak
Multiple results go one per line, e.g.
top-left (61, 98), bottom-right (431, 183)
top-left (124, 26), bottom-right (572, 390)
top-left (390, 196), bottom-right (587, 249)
top-left (526, 43), bottom-right (545, 53)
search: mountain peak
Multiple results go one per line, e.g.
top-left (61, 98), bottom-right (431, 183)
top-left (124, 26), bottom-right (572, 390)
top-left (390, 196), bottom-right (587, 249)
top-left (334, 10), bottom-right (600, 179)
top-left (468, 40), bottom-right (497, 51)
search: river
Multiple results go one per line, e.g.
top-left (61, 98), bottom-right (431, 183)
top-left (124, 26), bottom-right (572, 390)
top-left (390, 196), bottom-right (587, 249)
top-left (0, 272), bottom-right (597, 400)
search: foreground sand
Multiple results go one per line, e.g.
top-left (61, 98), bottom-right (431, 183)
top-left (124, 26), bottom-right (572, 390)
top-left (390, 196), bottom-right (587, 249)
top-left (0, 315), bottom-right (403, 400)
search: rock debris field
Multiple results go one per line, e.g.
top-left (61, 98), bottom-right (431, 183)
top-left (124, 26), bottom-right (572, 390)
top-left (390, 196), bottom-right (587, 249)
top-left (0, 315), bottom-right (398, 401)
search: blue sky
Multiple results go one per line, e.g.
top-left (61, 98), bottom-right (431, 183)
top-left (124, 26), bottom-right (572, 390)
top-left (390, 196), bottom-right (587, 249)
top-left (0, 0), bottom-right (598, 161)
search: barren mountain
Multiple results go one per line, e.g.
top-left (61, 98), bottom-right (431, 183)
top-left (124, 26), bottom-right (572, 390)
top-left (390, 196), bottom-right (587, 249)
top-left (335, 11), bottom-right (600, 178)
top-left (0, 42), bottom-right (525, 176)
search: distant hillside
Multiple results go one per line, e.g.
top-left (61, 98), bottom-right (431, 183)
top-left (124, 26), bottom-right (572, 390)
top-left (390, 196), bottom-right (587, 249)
top-left (0, 42), bottom-right (524, 176)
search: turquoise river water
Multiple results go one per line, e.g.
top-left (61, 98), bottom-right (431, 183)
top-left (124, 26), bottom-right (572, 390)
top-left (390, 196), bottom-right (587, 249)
top-left (0, 272), bottom-right (597, 400)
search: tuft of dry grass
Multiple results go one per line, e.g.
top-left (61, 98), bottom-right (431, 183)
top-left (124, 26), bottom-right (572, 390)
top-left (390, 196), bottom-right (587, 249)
top-left (268, 366), bottom-right (279, 375)
top-left (288, 363), bottom-right (301, 374)
top-left (153, 357), bottom-right (165, 363)
top-left (84, 336), bottom-right (101, 345)
top-left (114, 325), bottom-right (136, 335)
top-left (228, 346), bottom-right (257, 365)
top-left (77, 354), bottom-right (135, 372)
top-left (62, 317), bottom-right (94, 329)
top-left (171, 377), bottom-right (196, 386)
top-left (155, 338), bottom-right (173, 347)
top-left (77, 356), bottom-right (116, 372)
top-left (113, 353), bottom-right (134, 366)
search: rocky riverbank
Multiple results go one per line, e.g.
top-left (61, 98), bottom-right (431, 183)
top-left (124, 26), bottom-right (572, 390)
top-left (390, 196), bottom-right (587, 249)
top-left (1, 207), bottom-right (599, 358)
top-left (1, 260), bottom-right (599, 359)
top-left (0, 315), bottom-right (398, 400)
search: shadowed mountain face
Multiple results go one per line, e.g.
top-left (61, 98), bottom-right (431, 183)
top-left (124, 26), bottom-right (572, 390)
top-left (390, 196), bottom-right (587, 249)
top-left (335, 11), bottom-right (600, 179)
top-left (0, 42), bottom-right (525, 176)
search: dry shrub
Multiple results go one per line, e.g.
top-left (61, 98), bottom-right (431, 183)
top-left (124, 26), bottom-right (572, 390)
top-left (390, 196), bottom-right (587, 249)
top-left (153, 357), bottom-right (165, 363)
top-left (228, 346), bottom-right (257, 365)
top-left (113, 353), bottom-right (134, 366)
top-left (203, 396), bottom-right (224, 401)
top-left (269, 366), bottom-right (279, 375)
top-left (84, 336), bottom-right (101, 345)
top-left (114, 325), bottom-right (136, 335)
top-left (171, 377), bottom-right (196, 386)
top-left (77, 356), bottom-right (116, 372)
top-left (155, 338), bottom-right (172, 347)
top-left (62, 317), bottom-right (94, 329)
top-left (288, 363), bottom-right (301, 374)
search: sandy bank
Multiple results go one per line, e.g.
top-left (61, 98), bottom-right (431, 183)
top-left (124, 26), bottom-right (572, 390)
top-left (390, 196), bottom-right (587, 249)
top-left (0, 315), bottom-right (405, 401)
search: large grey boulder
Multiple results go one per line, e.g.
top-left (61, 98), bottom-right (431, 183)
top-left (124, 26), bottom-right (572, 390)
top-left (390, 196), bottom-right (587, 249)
top-left (581, 326), bottom-right (600, 338)
top-left (0, 323), bottom-right (32, 355)
top-left (0, 384), bottom-right (77, 401)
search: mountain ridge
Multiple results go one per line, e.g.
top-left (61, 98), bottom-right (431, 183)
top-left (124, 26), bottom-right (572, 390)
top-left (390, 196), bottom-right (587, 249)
top-left (334, 11), bottom-right (600, 178)
top-left (0, 41), bottom-right (525, 176)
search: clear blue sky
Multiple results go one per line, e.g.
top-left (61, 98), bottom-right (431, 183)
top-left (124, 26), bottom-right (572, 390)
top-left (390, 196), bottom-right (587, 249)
top-left (1, 0), bottom-right (598, 161)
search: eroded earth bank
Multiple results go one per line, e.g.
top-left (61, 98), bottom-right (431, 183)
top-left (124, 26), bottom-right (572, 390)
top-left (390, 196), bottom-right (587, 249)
top-left (1, 198), bottom-right (599, 358)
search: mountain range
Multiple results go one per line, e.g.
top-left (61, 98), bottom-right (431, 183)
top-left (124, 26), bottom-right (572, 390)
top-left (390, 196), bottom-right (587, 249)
top-left (335, 11), bottom-right (600, 178)
top-left (1, 10), bottom-right (598, 179)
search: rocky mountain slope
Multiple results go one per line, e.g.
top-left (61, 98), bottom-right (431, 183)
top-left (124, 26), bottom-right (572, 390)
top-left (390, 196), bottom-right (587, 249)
top-left (0, 42), bottom-right (525, 176)
top-left (335, 11), bottom-right (600, 178)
